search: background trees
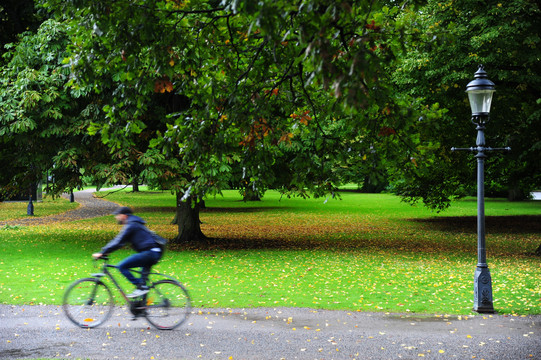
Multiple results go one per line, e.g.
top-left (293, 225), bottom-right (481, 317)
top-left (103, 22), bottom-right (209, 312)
top-left (38, 0), bottom-right (432, 242)
top-left (392, 0), bottom-right (541, 207)
top-left (0, 19), bottom-right (106, 199)
top-left (1, 0), bottom-right (539, 243)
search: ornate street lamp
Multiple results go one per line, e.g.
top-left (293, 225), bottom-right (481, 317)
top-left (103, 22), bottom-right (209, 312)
top-left (451, 65), bottom-right (510, 313)
top-left (465, 66), bottom-right (496, 117)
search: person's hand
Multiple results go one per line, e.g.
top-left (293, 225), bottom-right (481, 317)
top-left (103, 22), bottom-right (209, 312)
top-left (92, 253), bottom-right (103, 259)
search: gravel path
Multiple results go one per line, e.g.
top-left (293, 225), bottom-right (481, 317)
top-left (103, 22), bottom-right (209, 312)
top-left (0, 187), bottom-right (121, 226)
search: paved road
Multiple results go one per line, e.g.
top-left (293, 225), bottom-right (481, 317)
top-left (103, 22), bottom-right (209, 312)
top-left (1, 305), bottom-right (539, 359)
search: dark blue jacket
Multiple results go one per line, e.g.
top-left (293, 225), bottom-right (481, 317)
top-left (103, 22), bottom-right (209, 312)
top-left (101, 215), bottom-right (158, 254)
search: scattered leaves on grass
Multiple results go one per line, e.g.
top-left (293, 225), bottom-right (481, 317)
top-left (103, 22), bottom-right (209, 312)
top-left (1, 190), bottom-right (540, 315)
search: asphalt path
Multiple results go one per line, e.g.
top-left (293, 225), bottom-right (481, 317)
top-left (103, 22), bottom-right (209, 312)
top-left (1, 304), bottom-right (539, 359)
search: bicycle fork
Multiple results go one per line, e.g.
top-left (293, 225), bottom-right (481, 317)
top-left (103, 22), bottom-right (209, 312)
top-left (88, 273), bottom-right (107, 306)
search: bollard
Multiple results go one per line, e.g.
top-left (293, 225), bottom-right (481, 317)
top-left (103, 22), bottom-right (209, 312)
top-left (27, 195), bottom-right (34, 216)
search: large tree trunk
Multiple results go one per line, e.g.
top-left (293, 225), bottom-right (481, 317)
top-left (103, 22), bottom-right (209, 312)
top-left (172, 192), bottom-right (206, 244)
top-left (132, 178), bottom-right (140, 192)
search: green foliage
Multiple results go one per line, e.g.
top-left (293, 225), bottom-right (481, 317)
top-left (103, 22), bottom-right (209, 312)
top-left (37, 0), bottom-right (436, 206)
top-left (391, 0), bottom-right (541, 206)
top-left (4, 0), bottom-right (539, 242)
top-left (0, 19), bottom-right (105, 197)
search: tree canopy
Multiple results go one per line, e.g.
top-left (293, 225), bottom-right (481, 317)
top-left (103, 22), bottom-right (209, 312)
top-left (0, 19), bottom-right (107, 198)
top-left (392, 0), bottom-right (541, 206)
top-left (1, 0), bottom-right (539, 242)
top-left (32, 0), bottom-right (435, 241)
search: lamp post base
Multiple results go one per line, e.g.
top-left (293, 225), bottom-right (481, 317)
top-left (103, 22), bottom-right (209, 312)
top-left (473, 266), bottom-right (495, 313)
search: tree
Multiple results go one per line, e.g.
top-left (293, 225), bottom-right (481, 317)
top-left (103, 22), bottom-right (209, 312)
top-left (0, 19), bottom-right (105, 199)
top-left (9, 0), bottom-right (533, 246)
top-left (39, 0), bottom-right (439, 243)
top-left (391, 0), bottom-right (541, 209)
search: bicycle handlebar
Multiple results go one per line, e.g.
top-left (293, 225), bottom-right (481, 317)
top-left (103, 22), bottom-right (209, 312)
top-left (93, 255), bottom-right (110, 263)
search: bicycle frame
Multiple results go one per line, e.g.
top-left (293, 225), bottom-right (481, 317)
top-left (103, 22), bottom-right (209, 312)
top-left (91, 264), bottom-right (133, 304)
top-left (92, 259), bottom-right (177, 305)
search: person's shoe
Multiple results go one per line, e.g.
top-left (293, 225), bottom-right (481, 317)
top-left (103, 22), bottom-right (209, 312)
top-left (131, 311), bottom-right (147, 320)
top-left (127, 286), bottom-right (149, 298)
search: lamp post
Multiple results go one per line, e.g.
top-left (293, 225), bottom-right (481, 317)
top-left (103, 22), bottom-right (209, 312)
top-left (451, 65), bottom-right (510, 313)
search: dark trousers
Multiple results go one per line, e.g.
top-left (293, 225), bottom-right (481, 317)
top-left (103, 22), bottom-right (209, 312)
top-left (117, 250), bottom-right (161, 286)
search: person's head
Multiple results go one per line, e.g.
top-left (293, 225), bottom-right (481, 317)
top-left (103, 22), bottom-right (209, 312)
top-left (113, 206), bottom-right (133, 224)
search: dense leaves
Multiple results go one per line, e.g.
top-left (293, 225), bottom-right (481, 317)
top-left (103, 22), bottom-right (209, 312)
top-left (30, 0), bottom-right (440, 241)
top-left (0, 20), bottom-right (106, 197)
top-left (392, 0), bottom-right (541, 206)
top-left (1, 0), bottom-right (539, 242)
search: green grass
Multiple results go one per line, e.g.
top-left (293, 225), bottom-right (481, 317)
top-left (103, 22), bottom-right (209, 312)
top-left (0, 196), bottom-right (79, 221)
top-left (0, 189), bottom-right (540, 315)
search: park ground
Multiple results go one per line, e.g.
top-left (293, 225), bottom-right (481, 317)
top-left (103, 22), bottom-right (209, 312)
top-left (0, 188), bottom-right (540, 359)
top-left (1, 188), bottom-right (540, 314)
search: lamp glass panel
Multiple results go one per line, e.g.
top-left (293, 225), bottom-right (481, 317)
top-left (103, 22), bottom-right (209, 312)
top-left (467, 90), bottom-right (495, 114)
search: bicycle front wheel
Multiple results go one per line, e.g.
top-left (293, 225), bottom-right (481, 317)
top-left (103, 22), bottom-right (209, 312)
top-left (63, 278), bottom-right (114, 328)
top-left (144, 280), bottom-right (191, 330)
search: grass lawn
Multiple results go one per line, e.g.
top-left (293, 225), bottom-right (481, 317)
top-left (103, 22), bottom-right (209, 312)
top-left (1, 188), bottom-right (540, 315)
top-left (0, 196), bottom-right (79, 221)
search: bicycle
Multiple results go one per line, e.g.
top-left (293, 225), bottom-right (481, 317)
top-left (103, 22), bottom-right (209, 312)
top-left (62, 256), bottom-right (191, 330)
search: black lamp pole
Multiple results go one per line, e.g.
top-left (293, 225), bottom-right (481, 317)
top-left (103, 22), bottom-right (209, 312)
top-left (451, 65), bottom-right (510, 313)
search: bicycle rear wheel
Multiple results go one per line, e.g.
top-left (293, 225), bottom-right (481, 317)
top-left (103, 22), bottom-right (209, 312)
top-left (144, 280), bottom-right (191, 330)
top-left (63, 278), bottom-right (114, 328)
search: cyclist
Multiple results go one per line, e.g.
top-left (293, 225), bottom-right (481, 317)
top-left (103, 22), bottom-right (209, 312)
top-left (92, 206), bottom-right (162, 298)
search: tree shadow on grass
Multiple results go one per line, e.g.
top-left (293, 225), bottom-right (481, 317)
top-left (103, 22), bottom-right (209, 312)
top-left (408, 215), bottom-right (541, 234)
top-left (169, 232), bottom-right (539, 256)
top-left (170, 236), bottom-right (335, 251)
top-left (162, 211), bottom-right (540, 254)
